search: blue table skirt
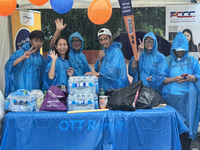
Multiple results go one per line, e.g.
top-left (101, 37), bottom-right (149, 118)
top-left (0, 105), bottom-right (188, 150)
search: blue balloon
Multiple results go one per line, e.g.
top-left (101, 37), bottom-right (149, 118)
top-left (50, 0), bottom-right (74, 14)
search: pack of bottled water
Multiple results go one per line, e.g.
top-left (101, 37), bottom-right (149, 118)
top-left (67, 76), bottom-right (99, 111)
top-left (5, 89), bottom-right (36, 112)
top-left (68, 76), bottom-right (99, 95)
top-left (67, 94), bottom-right (98, 111)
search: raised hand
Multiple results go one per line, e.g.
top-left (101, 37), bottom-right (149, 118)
top-left (99, 50), bottom-right (105, 61)
top-left (55, 18), bottom-right (67, 31)
top-left (66, 67), bottom-right (74, 77)
top-left (47, 50), bottom-right (58, 61)
top-left (23, 46), bottom-right (37, 59)
top-left (138, 39), bottom-right (144, 52)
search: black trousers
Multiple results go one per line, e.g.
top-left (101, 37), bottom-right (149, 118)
top-left (180, 133), bottom-right (191, 150)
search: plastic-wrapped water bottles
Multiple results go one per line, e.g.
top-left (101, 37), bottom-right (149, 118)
top-left (67, 75), bottom-right (99, 111)
top-left (68, 76), bottom-right (97, 95)
top-left (5, 89), bottom-right (36, 112)
top-left (67, 94), bottom-right (95, 111)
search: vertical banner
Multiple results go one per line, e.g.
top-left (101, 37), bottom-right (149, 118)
top-left (11, 9), bottom-right (42, 54)
top-left (166, 4), bottom-right (200, 60)
top-left (118, 0), bottom-right (138, 60)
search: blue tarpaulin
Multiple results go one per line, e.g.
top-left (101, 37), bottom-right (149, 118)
top-left (0, 106), bottom-right (188, 150)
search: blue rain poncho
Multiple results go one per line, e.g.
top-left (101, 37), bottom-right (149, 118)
top-left (128, 32), bottom-right (165, 89)
top-left (151, 31), bottom-right (200, 139)
top-left (94, 41), bottom-right (128, 92)
top-left (68, 32), bottom-right (91, 76)
top-left (4, 42), bottom-right (46, 98)
top-left (43, 54), bottom-right (71, 91)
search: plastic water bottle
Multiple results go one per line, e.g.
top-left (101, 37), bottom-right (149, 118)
top-left (85, 76), bottom-right (90, 94)
top-left (79, 76), bottom-right (87, 94)
top-left (71, 77), bottom-right (78, 94)
top-left (87, 94), bottom-right (95, 110)
top-left (67, 95), bottom-right (72, 111)
top-left (68, 77), bottom-right (73, 95)
top-left (68, 94), bottom-right (76, 111)
top-left (91, 94), bottom-right (98, 109)
top-left (94, 76), bottom-right (99, 94)
top-left (89, 76), bottom-right (96, 94)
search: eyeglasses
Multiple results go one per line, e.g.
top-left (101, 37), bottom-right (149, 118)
top-left (72, 39), bottom-right (82, 44)
top-left (34, 39), bottom-right (44, 43)
top-left (144, 39), bottom-right (154, 44)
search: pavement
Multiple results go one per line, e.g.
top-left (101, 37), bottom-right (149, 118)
top-left (191, 123), bottom-right (200, 150)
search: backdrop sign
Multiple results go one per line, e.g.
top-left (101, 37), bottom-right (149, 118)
top-left (166, 4), bottom-right (200, 60)
top-left (118, 0), bottom-right (138, 60)
top-left (11, 10), bottom-right (42, 53)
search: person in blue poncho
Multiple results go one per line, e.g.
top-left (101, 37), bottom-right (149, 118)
top-left (85, 28), bottom-right (129, 92)
top-left (43, 37), bottom-right (74, 91)
top-left (50, 18), bottom-right (91, 76)
top-left (151, 31), bottom-right (200, 150)
top-left (128, 32), bottom-right (165, 93)
top-left (4, 30), bottom-right (46, 98)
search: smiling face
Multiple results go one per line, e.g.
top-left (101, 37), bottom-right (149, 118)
top-left (29, 38), bottom-right (44, 51)
top-left (99, 34), bottom-right (113, 49)
top-left (183, 31), bottom-right (191, 42)
top-left (71, 37), bottom-right (82, 52)
top-left (144, 37), bottom-right (154, 50)
top-left (55, 38), bottom-right (68, 57)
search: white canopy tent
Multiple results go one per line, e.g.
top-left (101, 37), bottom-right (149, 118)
top-left (17, 0), bottom-right (198, 9)
top-left (0, 0), bottom-right (199, 94)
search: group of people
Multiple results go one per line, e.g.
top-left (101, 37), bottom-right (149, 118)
top-left (4, 18), bottom-right (128, 97)
top-left (4, 18), bottom-right (200, 149)
top-left (129, 30), bottom-right (200, 149)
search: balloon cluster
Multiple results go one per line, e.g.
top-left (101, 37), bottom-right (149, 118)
top-left (0, 0), bottom-right (112, 25)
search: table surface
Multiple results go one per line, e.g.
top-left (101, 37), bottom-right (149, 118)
top-left (0, 105), bottom-right (188, 150)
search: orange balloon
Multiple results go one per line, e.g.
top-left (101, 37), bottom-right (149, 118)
top-left (88, 0), bottom-right (112, 25)
top-left (29, 0), bottom-right (48, 6)
top-left (0, 0), bottom-right (16, 17)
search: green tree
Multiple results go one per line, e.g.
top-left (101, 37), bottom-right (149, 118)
top-left (36, 7), bottom-right (166, 52)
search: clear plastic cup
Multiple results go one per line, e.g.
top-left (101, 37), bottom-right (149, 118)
top-left (99, 96), bottom-right (108, 109)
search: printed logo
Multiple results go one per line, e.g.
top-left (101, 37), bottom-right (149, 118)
top-left (20, 11), bottom-right (34, 26)
top-left (59, 120), bottom-right (124, 131)
top-left (153, 62), bottom-right (158, 68)
top-left (169, 10), bottom-right (197, 25)
top-left (170, 11), bottom-right (195, 18)
top-left (25, 62), bottom-right (41, 73)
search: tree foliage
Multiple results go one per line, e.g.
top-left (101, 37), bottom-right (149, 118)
top-left (37, 7), bottom-right (165, 52)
